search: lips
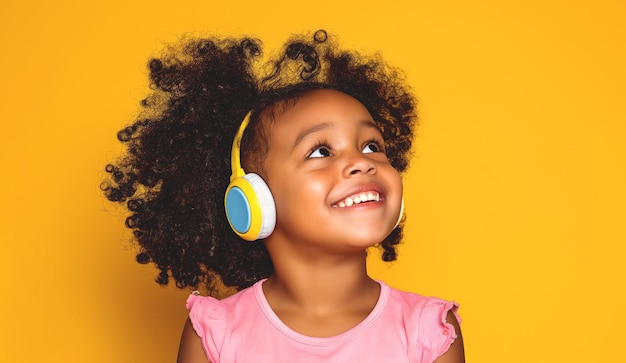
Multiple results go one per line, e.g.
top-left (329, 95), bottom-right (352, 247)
top-left (332, 191), bottom-right (381, 208)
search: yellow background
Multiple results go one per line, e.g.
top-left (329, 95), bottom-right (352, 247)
top-left (1, 1), bottom-right (624, 362)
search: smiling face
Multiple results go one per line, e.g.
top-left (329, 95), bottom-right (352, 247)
top-left (261, 89), bottom-right (403, 256)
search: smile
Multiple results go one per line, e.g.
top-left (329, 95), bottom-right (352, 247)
top-left (333, 191), bottom-right (380, 208)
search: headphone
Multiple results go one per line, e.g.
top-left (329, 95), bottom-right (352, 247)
top-left (224, 112), bottom-right (404, 241)
top-left (224, 112), bottom-right (276, 241)
top-left (396, 198), bottom-right (404, 229)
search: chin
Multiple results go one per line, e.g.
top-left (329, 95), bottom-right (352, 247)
top-left (346, 229), bottom-right (394, 248)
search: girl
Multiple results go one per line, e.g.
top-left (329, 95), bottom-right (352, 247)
top-left (103, 30), bottom-right (464, 363)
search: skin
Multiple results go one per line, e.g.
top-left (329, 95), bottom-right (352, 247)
top-left (177, 90), bottom-right (465, 363)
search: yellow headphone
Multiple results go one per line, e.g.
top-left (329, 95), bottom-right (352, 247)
top-left (224, 112), bottom-right (276, 241)
top-left (395, 198), bottom-right (404, 229)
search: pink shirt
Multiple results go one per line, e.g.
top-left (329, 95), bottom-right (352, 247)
top-left (187, 279), bottom-right (460, 363)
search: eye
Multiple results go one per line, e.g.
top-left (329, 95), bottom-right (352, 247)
top-left (362, 141), bottom-right (383, 154)
top-left (307, 144), bottom-right (332, 158)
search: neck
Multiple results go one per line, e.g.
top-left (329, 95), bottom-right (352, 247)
top-left (263, 250), bottom-right (378, 311)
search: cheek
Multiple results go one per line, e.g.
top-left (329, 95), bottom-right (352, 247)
top-left (384, 167), bottom-right (404, 200)
top-left (270, 173), bottom-right (331, 218)
top-left (301, 174), bottom-right (332, 198)
top-left (395, 172), bottom-right (404, 195)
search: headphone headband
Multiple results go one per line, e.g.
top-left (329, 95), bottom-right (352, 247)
top-left (230, 112), bottom-right (252, 181)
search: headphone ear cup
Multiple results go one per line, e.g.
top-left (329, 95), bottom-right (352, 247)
top-left (224, 173), bottom-right (276, 241)
top-left (394, 197), bottom-right (405, 229)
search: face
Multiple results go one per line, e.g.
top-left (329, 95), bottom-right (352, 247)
top-left (262, 89), bottom-right (403, 254)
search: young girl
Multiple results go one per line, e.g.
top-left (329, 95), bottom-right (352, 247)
top-left (103, 30), bottom-right (464, 363)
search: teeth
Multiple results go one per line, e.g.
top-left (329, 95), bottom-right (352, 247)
top-left (335, 192), bottom-right (380, 208)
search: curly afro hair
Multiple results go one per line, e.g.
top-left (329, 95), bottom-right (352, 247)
top-left (101, 30), bottom-right (418, 296)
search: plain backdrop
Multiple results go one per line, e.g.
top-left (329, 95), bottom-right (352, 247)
top-left (1, 1), bottom-right (624, 362)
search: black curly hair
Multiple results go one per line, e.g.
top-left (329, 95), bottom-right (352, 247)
top-left (101, 30), bottom-right (418, 296)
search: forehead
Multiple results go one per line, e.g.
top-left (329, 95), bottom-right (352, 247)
top-left (267, 89), bottom-right (376, 136)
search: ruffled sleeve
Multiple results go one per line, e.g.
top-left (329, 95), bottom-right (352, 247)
top-left (417, 297), bottom-right (461, 363)
top-left (186, 292), bottom-right (228, 363)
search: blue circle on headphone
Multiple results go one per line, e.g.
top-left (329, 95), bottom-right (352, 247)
top-left (225, 187), bottom-right (251, 233)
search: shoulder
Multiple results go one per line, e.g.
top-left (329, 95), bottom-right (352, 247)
top-left (386, 283), bottom-right (460, 319)
top-left (185, 283), bottom-right (260, 336)
top-left (185, 292), bottom-right (227, 342)
top-left (384, 283), bottom-right (463, 363)
top-left (186, 287), bottom-right (254, 322)
top-left (186, 293), bottom-right (225, 315)
top-left (183, 285), bottom-right (260, 363)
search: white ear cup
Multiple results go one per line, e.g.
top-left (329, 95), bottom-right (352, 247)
top-left (243, 173), bottom-right (276, 239)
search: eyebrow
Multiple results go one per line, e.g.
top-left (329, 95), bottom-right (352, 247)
top-left (293, 122), bottom-right (332, 148)
top-left (292, 119), bottom-right (381, 149)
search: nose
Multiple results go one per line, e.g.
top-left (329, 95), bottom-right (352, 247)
top-left (342, 151), bottom-right (377, 177)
